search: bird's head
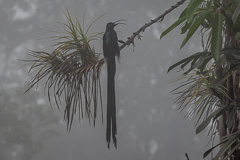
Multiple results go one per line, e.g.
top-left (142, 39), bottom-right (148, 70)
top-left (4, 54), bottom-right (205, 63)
top-left (106, 22), bottom-right (115, 31)
top-left (106, 19), bottom-right (126, 31)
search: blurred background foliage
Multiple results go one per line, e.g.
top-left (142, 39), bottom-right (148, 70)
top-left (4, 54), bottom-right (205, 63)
top-left (0, 87), bottom-right (59, 160)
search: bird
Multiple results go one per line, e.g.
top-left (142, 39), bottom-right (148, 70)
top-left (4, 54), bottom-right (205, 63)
top-left (103, 20), bottom-right (125, 148)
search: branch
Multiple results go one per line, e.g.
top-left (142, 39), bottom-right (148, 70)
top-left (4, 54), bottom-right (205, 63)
top-left (185, 153), bottom-right (190, 160)
top-left (99, 0), bottom-right (186, 64)
top-left (119, 0), bottom-right (187, 50)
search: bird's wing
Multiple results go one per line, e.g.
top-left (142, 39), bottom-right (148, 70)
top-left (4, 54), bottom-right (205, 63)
top-left (110, 31), bottom-right (120, 58)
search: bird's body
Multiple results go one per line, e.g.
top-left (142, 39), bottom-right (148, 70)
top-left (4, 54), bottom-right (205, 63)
top-left (103, 22), bottom-right (120, 148)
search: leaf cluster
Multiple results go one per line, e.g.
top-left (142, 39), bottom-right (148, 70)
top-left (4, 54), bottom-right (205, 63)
top-left (162, 0), bottom-right (240, 159)
top-left (25, 10), bottom-right (105, 130)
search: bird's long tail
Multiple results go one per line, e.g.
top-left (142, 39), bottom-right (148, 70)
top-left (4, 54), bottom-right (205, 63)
top-left (106, 57), bottom-right (117, 148)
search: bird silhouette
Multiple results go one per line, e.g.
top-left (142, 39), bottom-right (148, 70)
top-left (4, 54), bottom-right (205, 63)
top-left (103, 20), bottom-right (125, 148)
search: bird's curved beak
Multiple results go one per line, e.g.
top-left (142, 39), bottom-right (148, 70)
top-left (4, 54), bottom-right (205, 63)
top-left (113, 19), bottom-right (127, 26)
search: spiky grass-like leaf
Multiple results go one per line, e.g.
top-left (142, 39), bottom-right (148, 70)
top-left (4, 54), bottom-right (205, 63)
top-left (25, 11), bottom-right (105, 130)
top-left (171, 68), bottom-right (227, 138)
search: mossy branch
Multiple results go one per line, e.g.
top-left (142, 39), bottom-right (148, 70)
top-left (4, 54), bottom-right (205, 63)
top-left (118, 0), bottom-right (187, 50)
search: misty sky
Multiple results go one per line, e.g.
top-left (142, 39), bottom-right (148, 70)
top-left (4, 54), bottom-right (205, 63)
top-left (0, 0), bottom-right (211, 160)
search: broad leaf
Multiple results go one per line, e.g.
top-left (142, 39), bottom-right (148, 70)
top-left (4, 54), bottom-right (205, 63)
top-left (167, 52), bottom-right (203, 72)
top-left (160, 8), bottom-right (187, 39)
top-left (213, 133), bottom-right (240, 160)
top-left (168, 51), bottom-right (211, 73)
top-left (180, 10), bottom-right (212, 48)
top-left (160, 16), bottom-right (186, 39)
top-left (186, 0), bottom-right (205, 23)
top-left (211, 12), bottom-right (223, 61)
top-left (232, 1), bottom-right (240, 24)
top-left (203, 138), bottom-right (228, 158)
top-left (192, 52), bottom-right (211, 68)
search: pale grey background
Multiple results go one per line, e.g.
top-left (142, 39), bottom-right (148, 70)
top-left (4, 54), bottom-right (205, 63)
top-left (0, 0), bottom-right (210, 159)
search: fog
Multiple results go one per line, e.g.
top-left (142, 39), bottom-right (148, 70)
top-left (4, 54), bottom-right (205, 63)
top-left (0, 0), bottom-right (209, 159)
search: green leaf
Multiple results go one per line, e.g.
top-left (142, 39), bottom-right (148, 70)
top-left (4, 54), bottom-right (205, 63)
top-left (203, 138), bottom-right (228, 158)
top-left (167, 51), bottom-right (211, 73)
top-left (160, 11), bottom-right (187, 39)
top-left (167, 57), bottom-right (191, 73)
top-left (205, 11), bottom-right (215, 25)
top-left (198, 56), bottom-right (212, 72)
top-left (201, 20), bottom-right (211, 28)
top-left (210, 72), bottom-right (230, 88)
top-left (186, 0), bottom-right (205, 23)
top-left (183, 56), bottom-right (200, 75)
top-left (179, 7), bottom-right (188, 19)
top-left (192, 54), bottom-right (212, 73)
top-left (207, 0), bottom-right (214, 8)
top-left (213, 133), bottom-right (239, 160)
top-left (192, 52), bottom-right (211, 68)
top-left (181, 17), bottom-right (197, 34)
top-left (232, 2), bottom-right (240, 24)
top-left (196, 105), bottom-right (227, 134)
top-left (180, 10), bottom-right (212, 48)
top-left (211, 12), bottom-right (223, 61)
top-left (181, 22), bottom-right (191, 34)
top-left (167, 52), bottom-right (203, 72)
